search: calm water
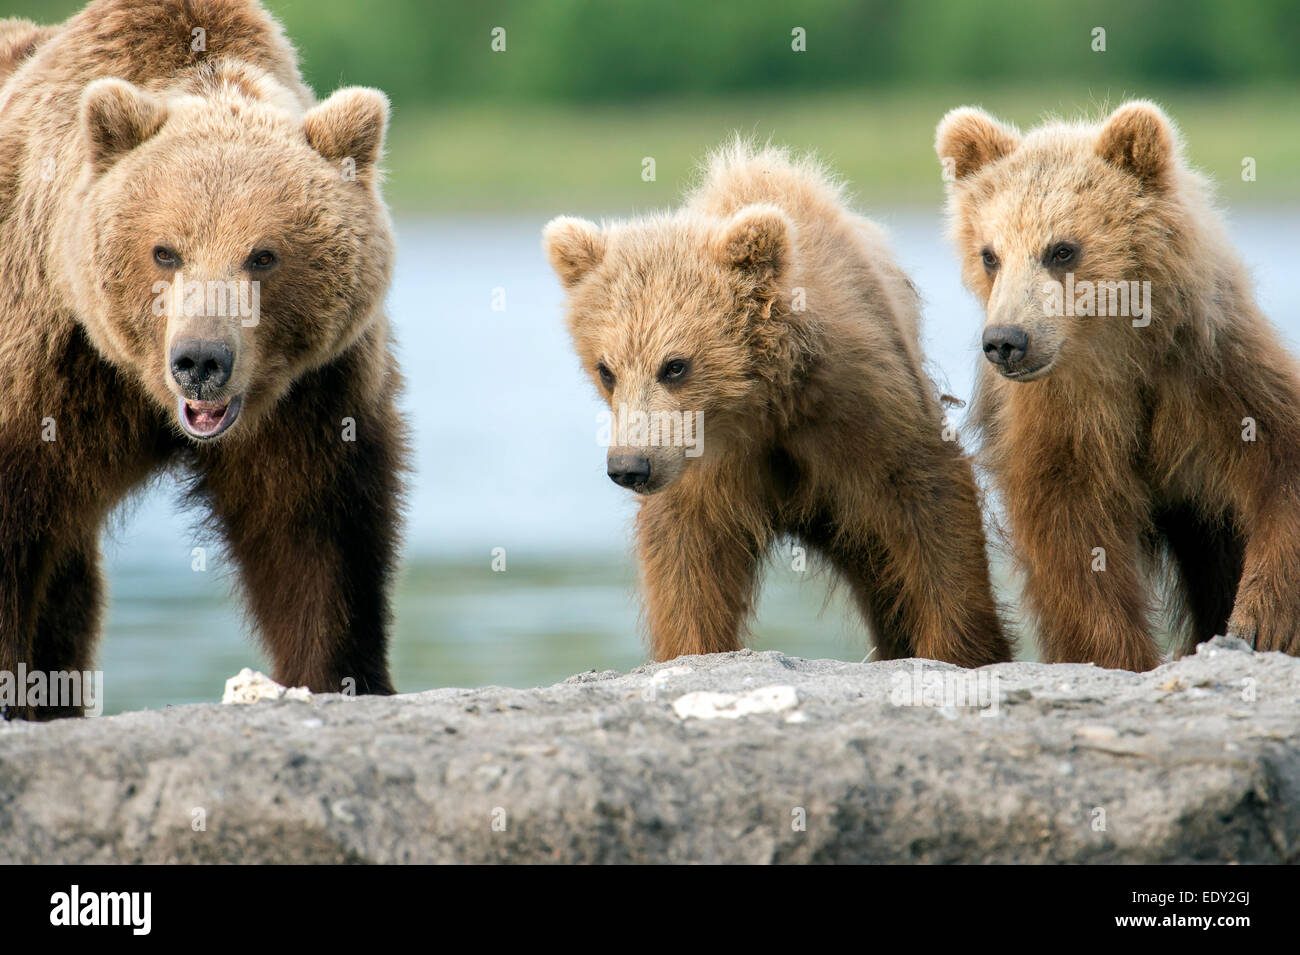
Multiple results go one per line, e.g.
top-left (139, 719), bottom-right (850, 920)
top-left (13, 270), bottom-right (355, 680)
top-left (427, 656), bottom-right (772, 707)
top-left (95, 210), bottom-right (1300, 714)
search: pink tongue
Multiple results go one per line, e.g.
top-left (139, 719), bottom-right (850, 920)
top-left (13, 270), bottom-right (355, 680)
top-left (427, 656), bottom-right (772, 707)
top-left (188, 405), bottom-right (225, 432)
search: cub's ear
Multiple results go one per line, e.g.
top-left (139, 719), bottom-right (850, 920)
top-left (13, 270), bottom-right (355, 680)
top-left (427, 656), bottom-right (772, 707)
top-left (1096, 100), bottom-right (1176, 191)
top-left (935, 107), bottom-right (1020, 182)
top-left (304, 87), bottom-right (389, 182)
top-left (714, 204), bottom-right (790, 315)
top-left (79, 78), bottom-right (167, 174)
top-left (543, 216), bottom-right (606, 288)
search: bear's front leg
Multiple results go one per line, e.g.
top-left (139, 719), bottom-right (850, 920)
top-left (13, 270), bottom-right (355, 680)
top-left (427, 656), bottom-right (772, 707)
top-left (826, 450), bottom-right (1010, 667)
top-left (1008, 479), bottom-right (1160, 671)
top-left (198, 382), bottom-right (405, 696)
top-left (1, 413), bottom-right (148, 719)
top-left (1228, 489), bottom-right (1300, 655)
top-left (6, 534), bottom-right (121, 721)
top-left (24, 539), bottom-right (105, 719)
top-left (635, 490), bottom-right (768, 661)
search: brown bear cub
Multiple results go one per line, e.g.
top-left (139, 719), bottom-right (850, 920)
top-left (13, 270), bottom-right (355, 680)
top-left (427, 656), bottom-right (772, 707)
top-left (544, 141), bottom-right (1010, 667)
top-left (0, 0), bottom-right (406, 718)
top-left (937, 100), bottom-right (1300, 670)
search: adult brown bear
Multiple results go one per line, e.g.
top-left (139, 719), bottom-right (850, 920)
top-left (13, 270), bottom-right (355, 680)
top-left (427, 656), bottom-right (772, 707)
top-left (0, 0), bottom-right (406, 717)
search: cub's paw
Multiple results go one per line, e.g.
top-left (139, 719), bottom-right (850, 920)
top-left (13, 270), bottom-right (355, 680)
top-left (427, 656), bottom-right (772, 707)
top-left (1241, 616), bottom-right (1300, 656)
top-left (1225, 613), bottom-right (1258, 650)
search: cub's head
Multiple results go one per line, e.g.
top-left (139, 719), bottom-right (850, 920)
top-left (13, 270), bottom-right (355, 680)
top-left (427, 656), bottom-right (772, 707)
top-left (543, 206), bottom-right (791, 494)
top-left (936, 100), bottom-right (1189, 384)
top-left (59, 67), bottom-right (393, 441)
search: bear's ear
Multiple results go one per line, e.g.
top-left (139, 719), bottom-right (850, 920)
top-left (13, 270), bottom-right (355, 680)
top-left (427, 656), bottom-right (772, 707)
top-left (1096, 100), bottom-right (1176, 191)
top-left (714, 204), bottom-right (790, 315)
top-left (935, 107), bottom-right (1020, 182)
top-left (79, 78), bottom-right (168, 174)
top-left (543, 216), bottom-right (606, 288)
top-left (304, 87), bottom-right (389, 182)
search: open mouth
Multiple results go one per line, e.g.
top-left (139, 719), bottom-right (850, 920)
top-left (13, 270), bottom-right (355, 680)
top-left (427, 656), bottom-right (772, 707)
top-left (177, 394), bottom-right (242, 439)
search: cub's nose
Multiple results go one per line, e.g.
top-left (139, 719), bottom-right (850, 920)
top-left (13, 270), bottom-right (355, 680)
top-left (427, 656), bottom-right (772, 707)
top-left (607, 455), bottom-right (652, 489)
top-left (170, 339), bottom-right (233, 395)
top-left (982, 326), bottom-right (1029, 367)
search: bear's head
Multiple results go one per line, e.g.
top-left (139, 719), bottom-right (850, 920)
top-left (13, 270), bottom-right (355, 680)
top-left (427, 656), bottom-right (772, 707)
top-left (544, 206), bottom-right (791, 494)
top-left (57, 64), bottom-right (393, 441)
top-left (936, 100), bottom-right (1194, 386)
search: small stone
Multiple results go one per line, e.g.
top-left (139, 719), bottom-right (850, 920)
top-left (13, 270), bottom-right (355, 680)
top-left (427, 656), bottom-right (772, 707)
top-left (671, 685), bottom-right (798, 720)
top-left (221, 668), bottom-right (312, 705)
top-left (1075, 724), bottom-right (1119, 742)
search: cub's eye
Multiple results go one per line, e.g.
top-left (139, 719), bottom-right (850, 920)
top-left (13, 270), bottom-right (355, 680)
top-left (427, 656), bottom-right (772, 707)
top-left (596, 363), bottom-right (615, 388)
top-left (1050, 242), bottom-right (1076, 265)
top-left (661, 358), bottom-right (689, 382)
top-left (980, 249), bottom-right (999, 270)
top-left (247, 250), bottom-right (278, 271)
top-left (153, 246), bottom-right (180, 267)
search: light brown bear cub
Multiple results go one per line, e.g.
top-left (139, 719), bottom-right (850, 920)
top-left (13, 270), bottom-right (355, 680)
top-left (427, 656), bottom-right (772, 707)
top-left (0, 0), bottom-right (405, 718)
top-left (937, 100), bottom-right (1300, 670)
top-left (544, 141), bottom-right (1010, 667)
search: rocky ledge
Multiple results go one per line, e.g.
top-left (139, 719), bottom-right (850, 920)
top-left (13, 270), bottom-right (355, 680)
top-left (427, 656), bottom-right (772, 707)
top-left (0, 636), bottom-right (1296, 863)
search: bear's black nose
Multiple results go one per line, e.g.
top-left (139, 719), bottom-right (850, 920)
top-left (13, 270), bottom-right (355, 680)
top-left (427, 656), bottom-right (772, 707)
top-left (607, 455), bottom-right (652, 489)
top-left (170, 339), bottom-right (233, 396)
top-left (982, 326), bottom-right (1029, 366)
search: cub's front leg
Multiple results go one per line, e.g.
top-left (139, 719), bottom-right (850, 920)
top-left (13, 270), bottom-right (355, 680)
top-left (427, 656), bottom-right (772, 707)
top-left (635, 489), bottom-right (769, 661)
top-left (1228, 488), bottom-right (1300, 655)
top-left (1007, 471), bottom-right (1161, 671)
top-left (851, 444), bottom-right (1010, 667)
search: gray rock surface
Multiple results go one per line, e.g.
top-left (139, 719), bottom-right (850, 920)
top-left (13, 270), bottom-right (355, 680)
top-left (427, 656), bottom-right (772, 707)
top-left (1, 636), bottom-right (1296, 863)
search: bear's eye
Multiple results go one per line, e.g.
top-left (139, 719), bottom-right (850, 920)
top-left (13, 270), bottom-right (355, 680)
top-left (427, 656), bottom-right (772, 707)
top-left (980, 248), bottom-right (999, 270)
top-left (596, 363), bottom-right (615, 389)
top-left (1049, 242), bottom-right (1077, 265)
top-left (153, 246), bottom-right (180, 268)
top-left (660, 358), bottom-right (690, 382)
top-left (247, 250), bottom-right (278, 271)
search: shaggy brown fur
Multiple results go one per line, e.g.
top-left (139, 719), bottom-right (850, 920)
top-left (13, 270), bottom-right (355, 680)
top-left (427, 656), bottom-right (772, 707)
top-left (0, 19), bottom-right (55, 83)
top-left (0, 0), bottom-right (406, 718)
top-left (544, 141), bottom-right (1010, 667)
top-left (937, 100), bottom-right (1300, 670)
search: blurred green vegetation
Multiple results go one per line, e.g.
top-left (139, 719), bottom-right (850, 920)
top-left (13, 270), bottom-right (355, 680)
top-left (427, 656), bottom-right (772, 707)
top-left (4, 1), bottom-right (1297, 210)
top-left (383, 85), bottom-right (1300, 213)
top-left (12, 0), bottom-right (1298, 102)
